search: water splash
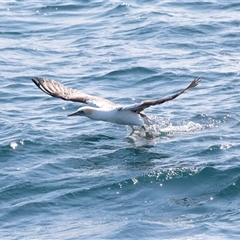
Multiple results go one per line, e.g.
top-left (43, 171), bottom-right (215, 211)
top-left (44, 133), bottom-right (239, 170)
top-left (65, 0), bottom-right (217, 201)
top-left (159, 121), bottom-right (204, 136)
top-left (129, 116), bottom-right (204, 140)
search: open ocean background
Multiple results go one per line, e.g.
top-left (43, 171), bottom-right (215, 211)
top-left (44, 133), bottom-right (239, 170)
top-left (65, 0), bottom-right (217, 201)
top-left (1, 1), bottom-right (240, 239)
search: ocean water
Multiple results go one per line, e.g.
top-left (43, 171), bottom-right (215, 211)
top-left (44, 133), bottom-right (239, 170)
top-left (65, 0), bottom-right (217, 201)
top-left (1, 0), bottom-right (240, 239)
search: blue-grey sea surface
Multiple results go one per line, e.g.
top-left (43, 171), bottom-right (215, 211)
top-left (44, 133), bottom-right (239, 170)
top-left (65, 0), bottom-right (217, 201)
top-left (1, 1), bottom-right (240, 239)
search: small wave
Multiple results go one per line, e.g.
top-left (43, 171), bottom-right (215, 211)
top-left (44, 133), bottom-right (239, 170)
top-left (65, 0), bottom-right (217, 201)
top-left (169, 166), bottom-right (240, 208)
top-left (36, 3), bottom-right (88, 14)
top-left (98, 2), bottom-right (131, 18)
top-left (104, 67), bottom-right (156, 77)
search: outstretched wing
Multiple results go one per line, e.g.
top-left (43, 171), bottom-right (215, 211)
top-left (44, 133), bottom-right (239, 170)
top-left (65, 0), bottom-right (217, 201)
top-left (32, 77), bottom-right (116, 108)
top-left (120, 78), bottom-right (201, 113)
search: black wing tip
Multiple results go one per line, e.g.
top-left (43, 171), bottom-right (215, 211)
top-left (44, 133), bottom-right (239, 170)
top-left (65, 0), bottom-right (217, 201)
top-left (31, 77), bottom-right (45, 89)
top-left (186, 77), bottom-right (201, 90)
top-left (32, 76), bottom-right (44, 82)
top-left (194, 77), bottom-right (202, 84)
top-left (31, 77), bottom-right (53, 96)
top-left (193, 77), bottom-right (202, 87)
top-left (31, 77), bottom-right (40, 87)
top-left (31, 77), bottom-right (44, 85)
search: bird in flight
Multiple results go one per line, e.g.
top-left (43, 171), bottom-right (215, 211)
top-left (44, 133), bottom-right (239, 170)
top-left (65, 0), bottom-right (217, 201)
top-left (32, 77), bottom-right (201, 134)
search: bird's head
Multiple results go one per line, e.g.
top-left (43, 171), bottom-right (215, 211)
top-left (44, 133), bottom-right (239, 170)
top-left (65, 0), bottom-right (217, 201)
top-left (67, 106), bottom-right (94, 117)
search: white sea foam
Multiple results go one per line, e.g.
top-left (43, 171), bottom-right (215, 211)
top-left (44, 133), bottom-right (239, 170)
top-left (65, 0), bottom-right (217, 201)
top-left (10, 142), bottom-right (18, 150)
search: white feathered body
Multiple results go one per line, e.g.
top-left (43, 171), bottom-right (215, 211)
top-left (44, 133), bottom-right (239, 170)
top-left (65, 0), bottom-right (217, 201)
top-left (85, 107), bottom-right (145, 126)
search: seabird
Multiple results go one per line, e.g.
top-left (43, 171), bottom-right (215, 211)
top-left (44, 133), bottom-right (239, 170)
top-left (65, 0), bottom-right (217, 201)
top-left (32, 77), bottom-right (201, 133)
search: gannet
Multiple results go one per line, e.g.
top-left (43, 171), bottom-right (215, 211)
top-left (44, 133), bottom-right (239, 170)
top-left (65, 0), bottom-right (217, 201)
top-left (32, 77), bottom-right (201, 130)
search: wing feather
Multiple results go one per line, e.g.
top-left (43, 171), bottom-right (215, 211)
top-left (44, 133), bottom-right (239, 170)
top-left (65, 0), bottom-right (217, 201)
top-left (120, 78), bottom-right (201, 113)
top-left (32, 77), bottom-right (116, 108)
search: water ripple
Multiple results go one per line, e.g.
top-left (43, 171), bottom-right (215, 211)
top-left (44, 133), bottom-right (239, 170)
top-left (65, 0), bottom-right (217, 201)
top-left (1, 0), bottom-right (240, 239)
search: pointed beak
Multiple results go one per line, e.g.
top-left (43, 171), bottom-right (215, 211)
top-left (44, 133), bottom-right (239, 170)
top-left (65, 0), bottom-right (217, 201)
top-left (67, 110), bottom-right (84, 117)
top-left (67, 111), bottom-right (78, 117)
